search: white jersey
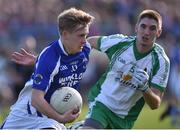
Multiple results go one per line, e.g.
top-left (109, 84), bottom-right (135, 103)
top-left (88, 34), bottom-right (170, 119)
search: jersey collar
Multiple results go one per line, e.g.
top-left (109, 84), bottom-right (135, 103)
top-left (133, 39), bottom-right (155, 60)
top-left (58, 38), bottom-right (68, 56)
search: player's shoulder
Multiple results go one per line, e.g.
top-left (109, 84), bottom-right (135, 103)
top-left (101, 34), bottom-right (135, 43)
top-left (104, 34), bottom-right (135, 40)
top-left (42, 40), bottom-right (62, 54)
top-left (153, 43), bottom-right (170, 63)
top-left (37, 40), bottom-right (60, 63)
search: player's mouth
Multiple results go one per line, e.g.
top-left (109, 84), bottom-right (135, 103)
top-left (142, 36), bottom-right (149, 42)
top-left (140, 43), bottom-right (147, 48)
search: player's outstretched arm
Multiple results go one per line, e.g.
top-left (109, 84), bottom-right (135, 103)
top-left (11, 48), bottom-right (37, 66)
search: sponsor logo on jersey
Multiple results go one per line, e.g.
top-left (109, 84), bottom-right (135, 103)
top-left (119, 78), bottom-right (137, 89)
top-left (59, 73), bottom-right (83, 87)
top-left (60, 65), bottom-right (68, 71)
top-left (117, 57), bottom-right (126, 64)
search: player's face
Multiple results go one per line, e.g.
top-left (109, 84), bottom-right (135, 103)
top-left (135, 17), bottom-right (162, 53)
top-left (63, 25), bottom-right (89, 54)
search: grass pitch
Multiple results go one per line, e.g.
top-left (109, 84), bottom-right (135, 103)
top-left (67, 103), bottom-right (179, 129)
top-left (1, 103), bottom-right (180, 129)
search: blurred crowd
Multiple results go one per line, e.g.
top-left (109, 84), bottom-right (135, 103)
top-left (0, 0), bottom-right (180, 126)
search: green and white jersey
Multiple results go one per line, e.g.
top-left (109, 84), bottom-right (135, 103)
top-left (88, 34), bottom-right (170, 120)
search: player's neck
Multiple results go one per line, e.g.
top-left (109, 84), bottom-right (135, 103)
top-left (60, 37), bottom-right (73, 55)
top-left (136, 42), bottom-right (154, 54)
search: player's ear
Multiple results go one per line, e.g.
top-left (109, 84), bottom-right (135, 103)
top-left (62, 30), bottom-right (67, 37)
top-left (157, 29), bottom-right (162, 38)
top-left (62, 30), bottom-right (69, 40)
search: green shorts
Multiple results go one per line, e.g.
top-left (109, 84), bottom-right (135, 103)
top-left (86, 101), bottom-right (135, 129)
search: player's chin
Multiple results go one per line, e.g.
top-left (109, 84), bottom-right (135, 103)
top-left (75, 47), bottom-right (83, 52)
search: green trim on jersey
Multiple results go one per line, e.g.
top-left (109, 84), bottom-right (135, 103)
top-left (154, 44), bottom-right (170, 83)
top-left (133, 42), bottom-right (155, 60)
top-left (150, 43), bottom-right (170, 91)
top-left (97, 35), bottom-right (134, 60)
top-left (88, 34), bottom-right (169, 124)
top-left (97, 36), bottom-right (102, 51)
top-left (125, 97), bottom-right (145, 121)
top-left (105, 41), bottom-right (133, 60)
top-left (151, 45), bottom-right (160, 77)
top-left (151, 83), bottom-right (165, 92)
top-left (88, 36), bottom-right (134, 102)
top-left (88, 72), bottom-right (108, 102)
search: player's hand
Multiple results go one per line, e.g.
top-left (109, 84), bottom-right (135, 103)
top-left (133, 68), bottom-right (149, 92)
top-left (11, 48), bottom-right (37, 66)
top-left (61, 107), bottom-right (80, 123)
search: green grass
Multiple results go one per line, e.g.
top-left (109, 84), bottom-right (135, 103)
top-left (67, 103), bottom-right (180, 129)
top-left (1, 103), bottom-right (180, 129)
top-left (133, 104), bottom-right (173, 129)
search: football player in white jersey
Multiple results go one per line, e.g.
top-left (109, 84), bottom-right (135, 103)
top-left (9, 9), bottom-right (170, 129)
top-left (81, 9), bottom-right (170, 129)
top-left (1, 8), bottom-right (94, 129)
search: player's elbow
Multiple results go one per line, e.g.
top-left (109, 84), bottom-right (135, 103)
top-left (31, 96), bottom-right (37, 108)
top-left (31, 94), bottom-right (41, 109)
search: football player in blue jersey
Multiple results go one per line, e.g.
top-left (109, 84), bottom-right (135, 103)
top-left (1, 7), bottom-right (94, 129)
top-left (8, 9), bottom-right (170, 130)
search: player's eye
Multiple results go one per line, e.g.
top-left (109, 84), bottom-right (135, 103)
top-left (79, 34), bottom-right (87, 38)
top-left (140, 24), bottom-right (146, 29)
top-left (149, 26), bottom-right (157, 31)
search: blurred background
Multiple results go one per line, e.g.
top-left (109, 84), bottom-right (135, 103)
top-left (0, 0), bottom-right (180, 128)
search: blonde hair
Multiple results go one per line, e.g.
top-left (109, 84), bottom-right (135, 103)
top-left (57, 8), bottom-right (94, 34)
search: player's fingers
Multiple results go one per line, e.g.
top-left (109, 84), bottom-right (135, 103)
top-left (11, 57), bottom-right (23, 64)
top-left (73, 106), bottom-right (80, 114)
top-left (11, 52), bottom-right (24, 60)
top-left (66, 108), bottom-right (76, 115)
top-left (11, 53), bottom-right (25, 64)
top-left (72, 111), bottom-right (80, 119)
top-left (20, 48), bottom-right (29, 55)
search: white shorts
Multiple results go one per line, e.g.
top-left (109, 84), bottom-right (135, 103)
top-left (1, 111), bottom-right (66, 130)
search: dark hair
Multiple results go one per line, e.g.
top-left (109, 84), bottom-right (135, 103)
top-left (137, 9), bottom-right (162, 29)
top-left (57, 8), bottom-right (94, 34)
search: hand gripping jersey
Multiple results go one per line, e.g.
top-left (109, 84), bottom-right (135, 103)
top-left (88, 34), bottom-right (170, 121)
top-left (10, 38), bottom-right (91, 118)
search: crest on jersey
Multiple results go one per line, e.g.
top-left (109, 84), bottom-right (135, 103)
top-left (34, 74), bottom-right (43, 85)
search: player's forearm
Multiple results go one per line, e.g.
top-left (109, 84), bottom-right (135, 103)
top-left (31, 90), bottom-right (65, 123)
top-left (142, 88), bottom-right (162, 109)
top-left (32, 98), bottom-right (65, 123)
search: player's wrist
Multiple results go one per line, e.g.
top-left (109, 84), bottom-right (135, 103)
top-left (141, 84), bottom-right (149, 93)
top-left (57, 114), bottom-right (65, 124)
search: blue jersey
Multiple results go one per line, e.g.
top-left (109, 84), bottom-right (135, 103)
top-left (32, 39), bottom-right (90, 103)
top-left (9, 38), bottom-right (91, 117)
